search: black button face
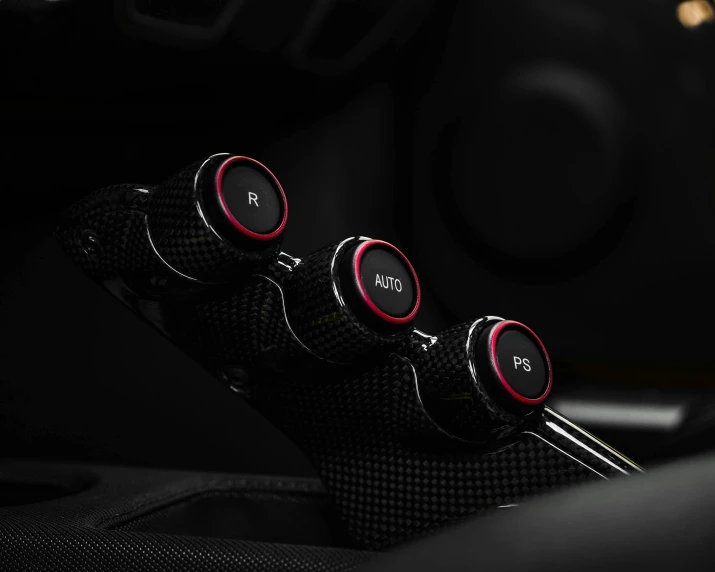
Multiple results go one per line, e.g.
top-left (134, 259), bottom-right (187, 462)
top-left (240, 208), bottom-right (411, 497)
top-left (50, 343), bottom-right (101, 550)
top-left (495, 329), bottom-right (548, 399)
top-left (359, 246), bottom-right (416, 319)
top-left (220, 164), bottom-right (282, 235)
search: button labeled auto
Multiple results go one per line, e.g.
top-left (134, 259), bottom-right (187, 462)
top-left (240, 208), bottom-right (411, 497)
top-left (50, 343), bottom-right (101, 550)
top-left (341, 239), bottom-right (420, 327)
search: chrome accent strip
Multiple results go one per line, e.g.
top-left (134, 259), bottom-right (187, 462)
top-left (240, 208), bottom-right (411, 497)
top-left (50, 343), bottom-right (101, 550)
top-left (465, 318), bottom-right (487, 389)
top-left (523, 430), bottom-right (608, 480)
top-left (544, 420), bottom-right (629, 476)
top-left (276, 252), bottom-right (302, 271)
top-left (145, 216), bottom-right (207, 284)
top-left (545, 407), bottom-right (644, 473)
top-left (404, 353), bottom-right (467, 443)
top-left (412, 329), bottom-right (438, 351)
top-left (328, 235), bottom-right (372, 309)
top-left (465, 317), bottom-right (503, 388)
top-left (194, 152), bottom-right (233, 244)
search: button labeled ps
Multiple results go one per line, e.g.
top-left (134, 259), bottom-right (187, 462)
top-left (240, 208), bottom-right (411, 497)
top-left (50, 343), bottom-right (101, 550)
top-left (484, 320), bottom-right (552, 407)
top-left (495, 329), bottom-right (548, 399)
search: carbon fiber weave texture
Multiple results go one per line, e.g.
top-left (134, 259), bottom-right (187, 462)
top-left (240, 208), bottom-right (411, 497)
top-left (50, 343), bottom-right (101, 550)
top-left (254, 353), bottom-right (602, 549)
top-left (54, 184), bottom-right (160, 283)
top-left (55, 155), bottom-right (283, 287)
top-left (126, 276), bottom-right (615, 549)
top-left (539, 409), bottom-right (640, 475)
top-left (174, 276), bottom-right (312, 388)
top-left (283, 239), bottom-right (412, 363)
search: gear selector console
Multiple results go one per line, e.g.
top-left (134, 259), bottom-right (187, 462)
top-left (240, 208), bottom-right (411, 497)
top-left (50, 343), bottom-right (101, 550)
top-left (56, 154), bottom-right (641, 550)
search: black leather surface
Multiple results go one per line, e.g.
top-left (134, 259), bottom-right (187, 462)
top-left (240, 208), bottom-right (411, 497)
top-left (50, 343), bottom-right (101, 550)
top-left (356, 453), bottom-right (715, 572)
top-left (0, 460), bottom-right (372, 571)
top-left (0, 523), bottom-right (371, 572)
top-left (0, 461), bottom-right (340, 537)
top-left (115, 491), bottom-right (352, 547)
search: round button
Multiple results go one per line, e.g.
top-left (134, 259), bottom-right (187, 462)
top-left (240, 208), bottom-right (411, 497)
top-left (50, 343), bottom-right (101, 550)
top-left (495, 330), bottom-right (547, 399)
top-left (480, 320), bottom-right (552, 407)
top-left (209, 156), bottom-right (288, 242)
top-left (342, 240), bottom-right (420, 326)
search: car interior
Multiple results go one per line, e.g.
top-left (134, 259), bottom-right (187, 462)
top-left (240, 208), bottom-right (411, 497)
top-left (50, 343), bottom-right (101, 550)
top-left (2, 0), bottom-right (715, 570)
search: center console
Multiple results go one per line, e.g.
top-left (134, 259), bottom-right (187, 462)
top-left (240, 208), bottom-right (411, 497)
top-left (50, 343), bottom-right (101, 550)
top-left (51, 153), bottom-right (641, 551)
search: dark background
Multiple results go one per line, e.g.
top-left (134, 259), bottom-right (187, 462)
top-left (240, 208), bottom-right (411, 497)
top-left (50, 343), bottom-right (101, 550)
top-left (1, 0), bottom-right (715, 474)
